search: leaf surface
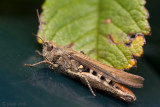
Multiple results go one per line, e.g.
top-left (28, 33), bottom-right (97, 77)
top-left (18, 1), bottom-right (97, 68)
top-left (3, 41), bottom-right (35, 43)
top-left (38, 0), bottom-right (150, 69)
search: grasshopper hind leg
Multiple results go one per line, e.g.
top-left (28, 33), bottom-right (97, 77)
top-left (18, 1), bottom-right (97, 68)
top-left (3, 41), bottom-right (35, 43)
top-left (83, 75), bottom-right (96, 96)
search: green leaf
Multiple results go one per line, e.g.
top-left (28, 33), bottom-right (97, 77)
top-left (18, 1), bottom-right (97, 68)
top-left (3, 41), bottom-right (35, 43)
top-left (38, 0), bottom-right (150, 69)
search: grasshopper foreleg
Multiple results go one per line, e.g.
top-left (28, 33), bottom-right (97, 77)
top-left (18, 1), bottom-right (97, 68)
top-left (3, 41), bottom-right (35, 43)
top-left (35, 50), bottom-right (43, 56)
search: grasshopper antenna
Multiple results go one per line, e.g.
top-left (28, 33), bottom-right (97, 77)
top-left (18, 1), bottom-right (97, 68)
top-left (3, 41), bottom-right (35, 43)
top-left (36, 9), bottom-right (46, 41)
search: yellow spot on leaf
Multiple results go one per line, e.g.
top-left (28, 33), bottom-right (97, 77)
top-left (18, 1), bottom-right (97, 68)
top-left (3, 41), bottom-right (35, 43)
top-left (127, 59), bottom-right (136, 69)
top-left (132, 34), bottom-right (145, 57)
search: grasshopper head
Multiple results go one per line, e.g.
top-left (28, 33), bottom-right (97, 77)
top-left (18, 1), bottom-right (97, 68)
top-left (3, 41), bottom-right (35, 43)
top-left (42, 41), bottom-right (57, 61)
top-left (44, 41), bottom-right (54, 51)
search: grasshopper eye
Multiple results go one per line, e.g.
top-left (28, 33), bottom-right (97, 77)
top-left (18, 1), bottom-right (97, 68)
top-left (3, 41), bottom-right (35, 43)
top-left (47, 43), bottom-right (53, 51)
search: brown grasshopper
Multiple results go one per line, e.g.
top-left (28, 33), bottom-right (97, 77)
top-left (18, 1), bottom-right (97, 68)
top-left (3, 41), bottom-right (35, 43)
top-left (24, 10), bottom-right (144, 102)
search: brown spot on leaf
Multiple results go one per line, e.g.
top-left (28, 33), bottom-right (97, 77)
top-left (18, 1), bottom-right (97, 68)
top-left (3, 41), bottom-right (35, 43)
top-left (105, 33), bottom-right (146, 70)
top-left (105, 34), bottom-right (116, 44)
top-left (125, 33), bottom-right (146, 47)
top-left (125, 42), bottom-right (132, 47)
top-left (104, 18), bottom-right (112, 24)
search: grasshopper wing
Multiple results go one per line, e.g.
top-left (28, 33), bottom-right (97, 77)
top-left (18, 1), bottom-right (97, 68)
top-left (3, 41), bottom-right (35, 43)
top-left (71, 52), bottom-right (144, 88)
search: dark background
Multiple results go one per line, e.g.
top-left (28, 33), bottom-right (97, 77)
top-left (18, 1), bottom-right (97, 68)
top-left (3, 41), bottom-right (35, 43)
top-left (0, 0), bottom-right (160, 107)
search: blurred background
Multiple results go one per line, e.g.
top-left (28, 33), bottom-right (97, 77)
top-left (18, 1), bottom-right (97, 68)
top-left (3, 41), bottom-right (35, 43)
top-left (0, 0), bottom-right (160, 107)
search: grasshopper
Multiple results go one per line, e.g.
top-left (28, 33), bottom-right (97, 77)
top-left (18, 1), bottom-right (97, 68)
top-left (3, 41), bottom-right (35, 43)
top-left (24, 10), bottom-right (144, 102)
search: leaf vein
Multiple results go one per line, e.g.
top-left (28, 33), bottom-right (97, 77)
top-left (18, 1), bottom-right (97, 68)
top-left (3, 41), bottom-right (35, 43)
top-left (72, 28), bottom-right (96, 43)
top-left (96, 0), bottom-right (100, 60)
top-left (98, 56), bottom-right (114, 67)
top-left (45, 0), bottom-right (77, 25)
top-left (111, 21), bottom-right (127, 34)
top-left (113, 0), bottom-right (141, 31)
top-left (52, 10), bottom-right (96, 40)
top-left (78, 41), bottom-right (96, 50)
